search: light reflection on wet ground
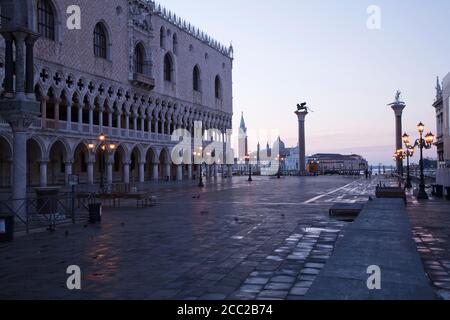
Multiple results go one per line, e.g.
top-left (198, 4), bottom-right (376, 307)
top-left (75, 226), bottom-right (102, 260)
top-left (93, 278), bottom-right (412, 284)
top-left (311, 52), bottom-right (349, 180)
top-left (408, 194), bottom-right (450, 300)
top-left (1, 175), bottom-right (427, 300)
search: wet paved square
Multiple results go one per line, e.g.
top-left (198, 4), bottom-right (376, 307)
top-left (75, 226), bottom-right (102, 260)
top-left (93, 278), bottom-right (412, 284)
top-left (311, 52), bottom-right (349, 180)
top-left (0, 176), bottom-right (367, 299)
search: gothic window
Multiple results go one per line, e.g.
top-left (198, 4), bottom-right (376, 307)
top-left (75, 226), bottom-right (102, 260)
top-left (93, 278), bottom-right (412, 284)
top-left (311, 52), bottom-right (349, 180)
top-left (94, 23), bottom-right (108, 59)
top-left (173, 34), bottom-right (178, 54)
top-left (164, 53), bottom-right (173, 82)
top-left (160, 27), bottom-right (165, 48)
top-left (37, 0), bottom-right (55, 40)
top-left (134, 43), bottom-right (145, 74)
top-left (193, 66), bottom-right (200, 92)
top-left (215, 75), bottom-right (222, 99)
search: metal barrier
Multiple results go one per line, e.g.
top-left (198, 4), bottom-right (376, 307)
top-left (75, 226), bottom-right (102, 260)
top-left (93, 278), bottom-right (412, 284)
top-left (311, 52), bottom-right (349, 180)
top-left (0, 192), bottom-right (95, 234)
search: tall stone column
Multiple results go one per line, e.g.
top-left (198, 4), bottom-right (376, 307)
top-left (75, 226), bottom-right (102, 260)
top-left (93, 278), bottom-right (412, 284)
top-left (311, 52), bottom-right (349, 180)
top-left (388, 92), bottom-right (406, 176)
top-left (138, 162), bottom-right (145, 183)
top-left (106, 160), bottom-right (113, 185)
top-left (152, 163), bottom-right (159, 180)
top-left (3, 33), bottom-right (14, 97)
top-left (123, 162), bottom-right (130, 184)
top-left (13, 32), bottom-right (26, 99)
top-left (176, 165), bottom-right (183, 181)
top-left (0, 29), bottom-right (40, 218)
top-left (65, 161), bottom-right (73, 185)
top-left (25, 35), bottom-right (38, 97)
top-left (188, 164), bottom-right (193, 180)
top-left (295, 109), bottom-right (309, 175)
top-left (39, 161), bottom-right (48, 187)
top-left (87, 161), bottom-right (94, 185)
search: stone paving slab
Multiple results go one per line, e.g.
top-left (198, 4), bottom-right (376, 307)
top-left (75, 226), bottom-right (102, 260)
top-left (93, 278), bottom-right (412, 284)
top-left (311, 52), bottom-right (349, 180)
top-left (306, 198), bottom-right (436, 300)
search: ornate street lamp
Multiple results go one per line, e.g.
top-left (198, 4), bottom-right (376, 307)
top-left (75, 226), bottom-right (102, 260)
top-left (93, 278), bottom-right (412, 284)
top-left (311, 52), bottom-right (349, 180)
top-left (401, 133), bottom-right (415, 189)
top-left (407, 122), bottom-right (435, 200)
top-left (88, 133), bottom-right (116, 193)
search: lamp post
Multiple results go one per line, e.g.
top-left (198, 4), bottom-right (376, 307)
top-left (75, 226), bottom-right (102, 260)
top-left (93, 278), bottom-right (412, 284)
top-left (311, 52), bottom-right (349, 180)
top-left (88, 133), bottom-right (116, 193)
top-left (401, 133), bottom-right (415, 189)
top-left (407, 122), bottom-right (435, 200)
top-left (194, 147), bottom-right (204, 188)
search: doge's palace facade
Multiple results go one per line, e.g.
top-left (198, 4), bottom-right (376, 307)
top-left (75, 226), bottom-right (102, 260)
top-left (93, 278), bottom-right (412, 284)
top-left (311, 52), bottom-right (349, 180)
top-left (0, 0), bottom-right (234, 189)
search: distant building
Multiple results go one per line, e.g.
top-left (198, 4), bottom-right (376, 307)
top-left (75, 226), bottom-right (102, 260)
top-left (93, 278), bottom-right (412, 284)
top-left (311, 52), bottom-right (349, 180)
top-left (434, 75), bottom-right (450, 187)
top-left (285, 146), bottom-right (300, 172)
top-left (308, 153), bottom-right (368, 174)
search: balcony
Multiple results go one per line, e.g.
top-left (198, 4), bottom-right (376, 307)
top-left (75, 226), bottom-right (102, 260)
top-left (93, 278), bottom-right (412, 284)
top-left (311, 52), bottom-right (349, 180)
top-left (131, 72), bottom-right (155, 90)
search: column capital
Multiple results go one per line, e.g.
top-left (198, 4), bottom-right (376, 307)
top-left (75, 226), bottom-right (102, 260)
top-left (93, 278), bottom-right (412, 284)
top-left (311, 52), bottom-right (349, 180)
top-left (1, 114), bottom-right (36, 132)
top-left (295, 110), bottom-right (308, 121)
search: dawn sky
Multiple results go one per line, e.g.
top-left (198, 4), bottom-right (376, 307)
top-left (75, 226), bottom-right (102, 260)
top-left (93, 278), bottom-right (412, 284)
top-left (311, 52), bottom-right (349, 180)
top-left (161, 0), bottom-right (450, 165)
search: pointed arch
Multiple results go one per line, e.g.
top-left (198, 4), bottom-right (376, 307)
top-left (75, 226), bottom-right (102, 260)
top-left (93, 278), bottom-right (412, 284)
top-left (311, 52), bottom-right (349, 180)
top-left (193, 65), bottom-right (201, 92)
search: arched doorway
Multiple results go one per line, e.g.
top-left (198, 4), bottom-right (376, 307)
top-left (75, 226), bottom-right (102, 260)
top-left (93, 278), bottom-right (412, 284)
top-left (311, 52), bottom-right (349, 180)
top-left (113, 145), bottom-right (126, 183)
top-left (145, 147), bottom-right (157, 181)
top-left (0, 136), bottom-right (12, 188)
top-left (48, 140), bottom-right (68, 186)
top-left (130, 146), bottom-right (141, 183)
top-left (158, 148), bottom-right (170, 181)
top-left (73, 143), bottom-right (89, 184)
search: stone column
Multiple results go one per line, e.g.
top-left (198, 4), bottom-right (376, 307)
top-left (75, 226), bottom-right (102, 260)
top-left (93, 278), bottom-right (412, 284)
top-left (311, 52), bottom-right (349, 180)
top-left (133, 116), bottom-right (137, 133)
top-left (138, 162), bottom-right (145, 183)
top-left (125, 113), bottom-right (130, 137)
top-left (295, 110), bottom-right (308, 175)
top-left (3, 33), bottom-right (14, 96)
top-left (117, 112), bottom-right (121, 132)
top-left (78, 104), bottom-right (83, 131)
top-left (99, 108), bottom-right (104, 133)
top-left (12, 128), bottom-right (28, 216)
top-left (389, 96), bottom-right (406, 176)
top-left (13, 32), bottom-right (26, 98)
top-left (66, 103), bottom-right (72, 131)
top-left (25, 35), bottom-right (38, 97)
top-left (176, 165), bottom-right (183, 181)
top-left (87, 161), bottom-right (94, 185)
top-left (54, 98), bottom-right (60, 127)
top-left (108, 111), bottom-right (113, 134)
top-left (65, 161), bottom-right (73, 185)
top-left (123, 162), bottom-right (130, 184)
top-left (88, 107), bottom-right (93, 134)
top-left (188, 164), bottom-right (193, 180)
top-left (107, 160), bottom-right (113, 185)
top-left (152, 163), bottom-right (159, 180)
top-left (41, 97), bottom-right (47, 129)
top-left (39, 161), bottom-right (48, 187)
